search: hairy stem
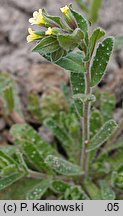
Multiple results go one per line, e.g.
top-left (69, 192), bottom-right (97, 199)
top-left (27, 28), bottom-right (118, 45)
top-left (28, 170), bottom-right (81, 182)
top-left (80, 62), bottom-right (91, 177)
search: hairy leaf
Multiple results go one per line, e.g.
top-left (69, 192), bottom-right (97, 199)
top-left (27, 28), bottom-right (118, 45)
top-left (32, 37), bottom-right (59, 54)
top-left (70, 72), bottom-right (85, 116)
top-left (26, 178), bottom-right (52, 200)
top-left (107, 149), bottom-right (123, 170)
top-left (90, 110), bottom-right (103, 138)
top-left (0, 178), bottom-right (41, 199)
top-left (100, 181), bottom-right (115, 200)
top-left (0, 150), bottom-right (17, 167)
top-left (73, 93), bottom-right (96, 103)
top-left (100, 92), bottom-right (115, 122)
top-left (70, 6), bottom-right (88, 37)
top-left (10, 124), bottom-right (55, 174)
top-left (56, 52), bottom-right (85, 116)
top-left (51, 180), bottom-right (70, 193)
top-left (42, 10), bottom-right (67, 29)
top-left (51, 48), bottom-right (64, 62)
top-left (0, 172), bottom-right (25, 191)
top-left (45, 155), bottom-right (83, 176)
top-left (112, 164), bottom-right (123, 189)
top-left (84, 180), bottom-right (101, 200)
top-left (87, 120), bottom-right (118, 152)
top-left (27, 93), bottom-right (42, 123)
top-left (0, 165), bottom-right (17, 177)
top-left (90, 27), bottom-right (105, 56)
top-left (106, 137), bottom-right (123, 152)
top-left (45, 118), bottom-right (73, 150)
top-left (57, 28), bottom-right (84, 51)
top-left (91, 37), bottom-right (114, 87)
top-left (3, 87), bottom-right (14, 113)
top-left (56, 52), bottom-right (85, 73)
top-left (64, 185), bottom-right (89, 200)
top-left (0, 73), bottom-right (23, 116)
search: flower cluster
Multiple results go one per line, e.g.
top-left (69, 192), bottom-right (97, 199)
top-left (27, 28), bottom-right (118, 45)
top-left (27, 5), bottom-right (77, 43)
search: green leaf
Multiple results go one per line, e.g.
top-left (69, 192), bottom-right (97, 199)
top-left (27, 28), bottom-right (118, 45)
top-left (0, 150), bottom-right (17, 167)
top-left (55, 51), bottom-right (85, 117)
top-left (112, 164), bottom-right (123, 189)
top-left (0, 73), bottom-right (23, 117)
top-left (32, 36), bottom-right (59, 54)
top-left (0, 178), bottom-right (41, 199)
top-left (90, 110), bottom-right (103, 138)
top-left (100, 181), bottom-right (115, 200)
top-left (89, 0), bottom-right (102, 24)
top-left (11, 124), bottom-right (57, 157)
top-left (84, 180), bottom-right (101, 200)
top-left (0, 172), bottom-right (25, 191)
top-left (87, 120), bottom-right (118, 152)
top-left (45, 155), bottom-right (83, 176)
top-left (3, 87), bottom-right (14, 113)
top-left (107, 149), bottom-right (123, 170)
top-left (26, 178), bottom-right (52, 200)
top-left (14, 151), bottom-right (28, 174)
top-left (57, 28), bottom-right (84, 51)
top-left (56, 52), bottom-right (85, 73)
top-left (64, 185), bottom-right (89, 200)
top-left (0, 150), bottom-right (25, 177)
top-left (92, 153), bottom-right (110, 175)
top-left (10, 124), bottom-right (54, 174)
top-left (91, 37), bottom-right (114, 87)
top-left (70, 72), bottom-right (85, 116)
top-left (114, 36), bottom-right (123, 49)
top-left (100, 92), bottom-right (115, 122)
top-left (69, 6), bottom-right (88, 37)
top-left (107, 137), bottom-right (123, 152)
top-left (44, 119), bottom-right (73, 149)
top-left (42, 9), bottom-right (67, 29)
top-left (27, 93), bottom-right (42, 123)
top-left (89, 28), bottom-right (105, 56)
top-left (0, 165), bottom-right (17, 177)
top-left (51, 48), bottom-right (64, 62)
top-left (58, 112), bottom-right (81, 161)
top-left (51, 180), bottom-right (70, 193)
top-left (73, 93), bottom-right (96, 103)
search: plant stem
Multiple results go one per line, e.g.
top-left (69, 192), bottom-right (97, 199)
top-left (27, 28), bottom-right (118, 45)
top-left (80, 62), bottom-right (91, 177)
top-left (11, 111), bottom-right (25, 124)
top-left (28, 170), bottom-right (79, 182)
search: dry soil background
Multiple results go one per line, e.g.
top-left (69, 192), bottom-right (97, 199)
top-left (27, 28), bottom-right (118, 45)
top-left (0, 0), bottom-right (123, 95)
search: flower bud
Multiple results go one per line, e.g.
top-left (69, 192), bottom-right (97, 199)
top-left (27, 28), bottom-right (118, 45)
top-left (60, 5), bottom-right (77, 29)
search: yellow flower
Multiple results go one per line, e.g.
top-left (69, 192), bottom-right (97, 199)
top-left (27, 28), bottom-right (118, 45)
top-left (60, 5), bottom-right (69, 15)
top-left (45, 27), bottom-right (53, 35)
top-left (27, 28), bottom-right (41, 42)
top-left (29, 9), bottom-right (46, 25)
